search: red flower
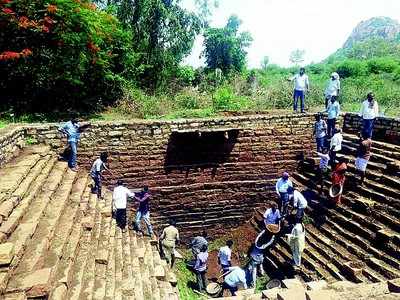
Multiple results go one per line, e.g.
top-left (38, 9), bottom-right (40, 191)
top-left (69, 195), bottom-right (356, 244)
top-left (42, 25), bottom-right (49, 33)
top-left (47, 4), bottom-right (57, 14)
top-left (43, 16), bottom-right (54, 26)
top-left (18, 16), bottom-right (30, 28)
top-left (2, 8), bottom-right (14, 14)
top-left (0, 51), bottom-right (20, 61)
top-left (87, 41), bottom-right (100, 53)
top-left (20, 48), bottom-right (33, 57)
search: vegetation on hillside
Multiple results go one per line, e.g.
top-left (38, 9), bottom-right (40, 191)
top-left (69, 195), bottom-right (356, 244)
top-left (0, 1), bottom-right (399, 123)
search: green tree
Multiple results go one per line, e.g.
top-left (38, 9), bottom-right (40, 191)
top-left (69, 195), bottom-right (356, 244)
top-left (0, 0), bottom-right (136, 115)
top-left (289, 49), bottom-right (305, 66)
top-left (97, 0), bottom-right (218, 89)
top-left (261, 56), bottom-right (269, 70)
top-left (202, 15), bottom-right (253, 73)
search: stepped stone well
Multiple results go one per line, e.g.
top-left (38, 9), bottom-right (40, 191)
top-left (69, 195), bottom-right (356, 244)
top-left (0, 113), bottom-right (399, 240)
top-left (1, 114), bottom-right (316, 239)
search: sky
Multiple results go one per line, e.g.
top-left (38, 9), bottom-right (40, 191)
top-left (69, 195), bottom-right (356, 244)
top-left (181, 0), bottom-right (400, 68)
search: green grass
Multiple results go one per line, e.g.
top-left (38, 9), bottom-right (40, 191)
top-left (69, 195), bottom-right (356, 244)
top-left (175, 250), bottom-right (205, 300)
top-left (0, 120), bottom-right (7, 129)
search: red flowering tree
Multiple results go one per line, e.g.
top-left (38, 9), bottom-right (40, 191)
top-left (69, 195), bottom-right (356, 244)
top-left (0, 0), bottom-right (136, 115)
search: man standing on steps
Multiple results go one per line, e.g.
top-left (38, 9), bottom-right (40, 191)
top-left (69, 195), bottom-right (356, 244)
top-left (58, 118), bottom-right (80, 172)
top-left (355, 133), bottom-right (372, 186)
top-left (359, 92), bottom-right (379, 139)
top-left (288, 67), bottom-right (310, 113)
top-left (288, 187), bottom-right (308, 222)
top-left (275, 172), bottom-right (293, 213)
top-left (313, 113), bottom-right (327, 152)
top-left (193, 244), bottom-right (208, 293)
top-left (324, 72), bottom-right (341, 109)
top-left (330, 127), bottom-right (343, 169)
top-left (112, 180), bottom-right (135, 232)
top-left (90, 152), bottom-right (109, 200)
top-left (133, 186), bottom-right (153, 237)
top-left (325, 96), bottom-right (341, 138)
top-left (160, 218), bottom-right (180, 268)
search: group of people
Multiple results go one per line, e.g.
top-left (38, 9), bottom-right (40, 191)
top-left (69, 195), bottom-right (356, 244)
top-left (54, 84), bottom-right (380, 296)
top-left (312, 90), bottom-right (378, 203)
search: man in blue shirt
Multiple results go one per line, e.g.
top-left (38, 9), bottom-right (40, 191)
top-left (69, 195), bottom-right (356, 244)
top-left (133, 186), bottom-right (153, 236)
top-left (222, 265), bottom-right (250, 296)
top-left (325, 97), bottom-right (340, 138)
top-left (58, 118), bottom-right (80, 171)
top-left (275, 172), bottom-right (293, 215)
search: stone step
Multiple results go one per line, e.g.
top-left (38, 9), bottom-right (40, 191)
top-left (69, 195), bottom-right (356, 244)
top-left (305, 226), bottom-right (386, 283)
top-left (343, 133), bottom-right (400, 157)
top-left (66, 192), bottom-right (99, 299)
top-left (10, 169), bottom-right (77, 276)
top-left (292, 175), bottom-right (400, 279)
top-left (0, 148), bottom-right (46, 203)
top-left (294, 169), bottom-right (400, 250)
top-left (0, 156), bottom-right (55, 242)
top-left (293, 170), bottom-right (400, 240)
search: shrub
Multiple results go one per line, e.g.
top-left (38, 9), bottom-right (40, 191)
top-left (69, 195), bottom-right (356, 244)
top-left (0, 0), bottom-right (136, 115)
top-left (336, 60), bottom-right (367, 78)
top-left (212, 85), bottom-right (250, 111)
top-left (367, 57), bottom-right (399, 74)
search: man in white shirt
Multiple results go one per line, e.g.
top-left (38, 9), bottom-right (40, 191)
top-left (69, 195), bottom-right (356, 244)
top-left (289, 67), bottom-right (309, 113)
top-left (90, 152), bottom-right (108, 200)
top-left (359, 92), bottom-right (379, 138)
top-left (288, 187), bottom-right (308, 223)
top-left (330, 127), bottom-right (343, 169)
top-left (275, 172), bottom-right (293, 214)
top-left (112, 180), bottom-right (135, 232)
top-left (218, 240), bottom-right (234, 273)
top-left (324, 72), bottom-right (340, 108)
top-left (263, 202), bottom-right (281, 226)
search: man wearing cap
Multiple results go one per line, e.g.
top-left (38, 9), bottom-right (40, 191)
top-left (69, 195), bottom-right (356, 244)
top-left (112, 180), bottom-right (135, 232)
top-left (275, 172), bottom-right (293, 214)
top-left (324, 72), bottom-right (341, 108)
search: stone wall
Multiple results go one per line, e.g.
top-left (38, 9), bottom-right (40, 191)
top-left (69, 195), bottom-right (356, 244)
top-left (343, 113), bottom-right (400, 144)
top-left (0, 126), bottom-right (26, 167)
top-left (22, 114), bottom-right (314, 238)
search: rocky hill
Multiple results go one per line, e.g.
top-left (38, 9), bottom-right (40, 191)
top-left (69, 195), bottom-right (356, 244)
top-left (343, 17), bottom-right (400, 48)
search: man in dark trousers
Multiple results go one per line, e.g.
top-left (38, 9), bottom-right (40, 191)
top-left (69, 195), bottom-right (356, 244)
top-left (133, 186), bottom-right (153, 236)
top-left (90, 152), bottom-right (109, 200)
top-left (112, 180), bottom-right (135, 232)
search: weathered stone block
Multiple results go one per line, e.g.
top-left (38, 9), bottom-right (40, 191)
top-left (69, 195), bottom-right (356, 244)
top-left (306, 280), bottom-right (328, 291)
top-left (282, 278), bottom-right (304, 290)
top-left (277, 288), bottom-right (306, 300)
top-left (305, 290), bottom-right (336, 300)
top-left (8, 268), bottom-right (52, 297)
top-left (0, 242), bottom-right (15, 266)
top-left (388, 278), bottom-right (400, 293)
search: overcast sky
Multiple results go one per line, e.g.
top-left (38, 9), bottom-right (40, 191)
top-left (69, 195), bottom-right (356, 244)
top-left (181, 0), bottom-right (400, 68)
